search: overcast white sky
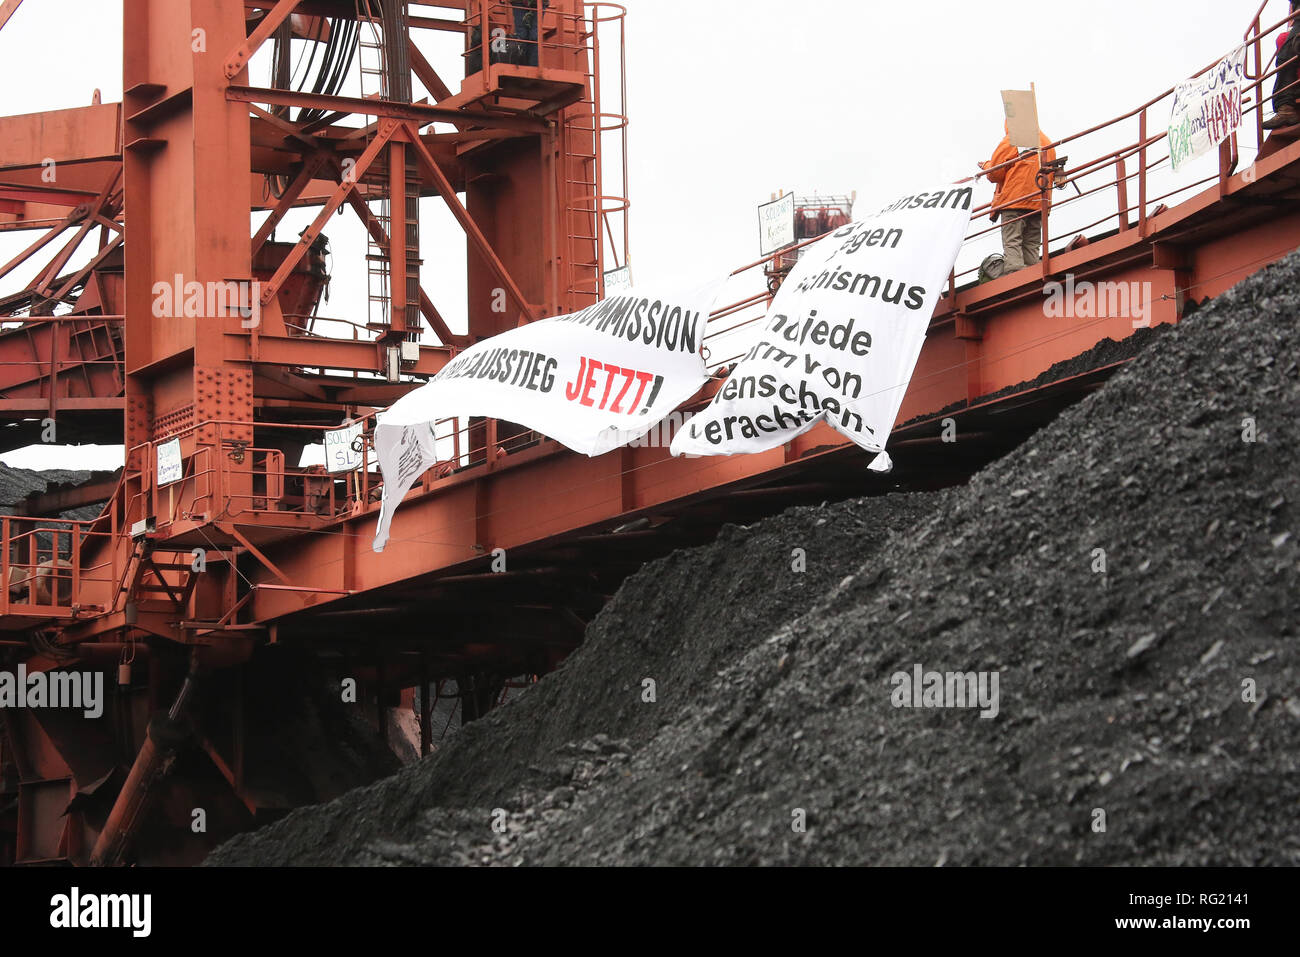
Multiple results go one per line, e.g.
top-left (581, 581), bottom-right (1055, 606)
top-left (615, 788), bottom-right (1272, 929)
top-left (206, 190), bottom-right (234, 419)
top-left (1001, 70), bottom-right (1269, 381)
top-left (0, 0), bottom-right (1278, 469)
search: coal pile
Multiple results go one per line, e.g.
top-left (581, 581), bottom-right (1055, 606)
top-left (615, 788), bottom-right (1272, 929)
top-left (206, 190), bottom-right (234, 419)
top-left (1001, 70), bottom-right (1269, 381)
top-left (901, 323), bottom-right (1166, 429)
top-left (0, 466), bottom-right (94, 514)
top-left (207, 492), bottom-right (941, 865)
top-left (209, 250), bottom-right (1300, 867)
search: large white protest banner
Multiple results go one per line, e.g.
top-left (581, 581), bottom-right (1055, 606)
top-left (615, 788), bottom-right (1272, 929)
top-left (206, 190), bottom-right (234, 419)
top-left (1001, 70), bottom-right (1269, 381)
top-left (1169, 45), bottom-right (1247, 173)
top-left (372, 281), bottom-right (720, 551)
top-left (670, 184), bottom-right (972, 470)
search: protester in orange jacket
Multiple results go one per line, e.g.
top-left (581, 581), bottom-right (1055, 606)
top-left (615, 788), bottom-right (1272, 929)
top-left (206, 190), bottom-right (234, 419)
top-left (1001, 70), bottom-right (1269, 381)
top-left (979, 122), bottom-right (1057, 271)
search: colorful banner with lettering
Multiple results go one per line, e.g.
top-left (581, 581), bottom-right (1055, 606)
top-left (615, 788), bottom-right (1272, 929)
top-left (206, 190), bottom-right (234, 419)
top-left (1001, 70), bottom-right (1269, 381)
top-left (1169, 45), bottom-right (1247, 173)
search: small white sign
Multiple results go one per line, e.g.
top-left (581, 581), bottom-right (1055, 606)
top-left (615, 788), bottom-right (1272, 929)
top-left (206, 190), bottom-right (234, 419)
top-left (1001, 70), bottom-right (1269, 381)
top-left (602, 265), bottom-right (633, 297)
top-left (156, 438), bottom-right (183, 487)
top-left (324, 421), bottom-right (364, 474)
top-left (758, 193), bottom-right (796, 256)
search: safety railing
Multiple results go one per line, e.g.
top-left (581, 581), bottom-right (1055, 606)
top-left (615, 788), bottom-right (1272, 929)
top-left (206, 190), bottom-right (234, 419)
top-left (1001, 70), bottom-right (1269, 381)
top-left (123, 420), bottom-right (377, 532)
top-left (0, 514), bottom-right (116, 619)
top-left (113, 406), bottom-right (585, 547)
top-left (462, 1), bottom-right (588, 74)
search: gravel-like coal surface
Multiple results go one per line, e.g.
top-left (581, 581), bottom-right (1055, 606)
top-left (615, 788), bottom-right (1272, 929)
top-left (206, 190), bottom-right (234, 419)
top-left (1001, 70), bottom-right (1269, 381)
top-left (0, 466), bottom-right (94, 512)
top-left (208, 250), bottom-right (1300, 867)
top-left (207, 492), bottom-right (941, 865)
top-left (899, 324), bottom-right (1164, 430)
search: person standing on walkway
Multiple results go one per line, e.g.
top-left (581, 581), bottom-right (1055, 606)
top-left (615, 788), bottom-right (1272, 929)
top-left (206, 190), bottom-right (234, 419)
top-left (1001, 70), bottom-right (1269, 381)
top-left (979, 121), bottom-right (1057, 271)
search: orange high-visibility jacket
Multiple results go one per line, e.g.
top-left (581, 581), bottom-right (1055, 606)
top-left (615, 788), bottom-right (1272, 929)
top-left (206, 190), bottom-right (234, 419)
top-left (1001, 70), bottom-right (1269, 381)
top-left (986, 126), bottom-right (1057, 212)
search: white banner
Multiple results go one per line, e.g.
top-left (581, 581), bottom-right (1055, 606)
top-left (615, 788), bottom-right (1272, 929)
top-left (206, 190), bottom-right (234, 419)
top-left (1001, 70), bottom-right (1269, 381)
top-left (1169, 45), bottom-right (1246, 173)
top-left (324, 421), bottom-right (364, 474)
top-left (758, 193), bottom-right (796, 256)
top-left (372, 281), bottom-right (720, 551)
top-left (372, 422), bottom-right (437, 552)
top-left (671, 184), bottom-right (972, 469)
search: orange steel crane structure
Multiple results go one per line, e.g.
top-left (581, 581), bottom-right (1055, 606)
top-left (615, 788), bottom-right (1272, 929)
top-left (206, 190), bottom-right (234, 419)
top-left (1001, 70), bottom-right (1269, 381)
top-left (1, 0), bottom-right (1299, 864)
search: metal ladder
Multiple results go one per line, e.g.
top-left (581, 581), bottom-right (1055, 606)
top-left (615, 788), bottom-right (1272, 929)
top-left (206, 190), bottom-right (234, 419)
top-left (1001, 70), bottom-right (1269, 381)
top-left (563, 113), bottom-right (601, 302)
top-left (358, 5), bottom-right (422, 352)
top-left (358, 8), bottom-right (392, 334)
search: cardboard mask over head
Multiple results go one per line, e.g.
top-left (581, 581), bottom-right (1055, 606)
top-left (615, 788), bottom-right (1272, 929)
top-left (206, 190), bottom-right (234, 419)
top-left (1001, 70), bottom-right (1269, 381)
top-left (1001, 87), bottom-right (1040, 150)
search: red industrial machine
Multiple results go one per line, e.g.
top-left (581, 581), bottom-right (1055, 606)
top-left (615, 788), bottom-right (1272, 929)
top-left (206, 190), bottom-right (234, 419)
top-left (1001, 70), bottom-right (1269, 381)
top-left (1, 0), bottom-right (1298, 865)
top-left (765, 193), bottom-right (856, 292)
